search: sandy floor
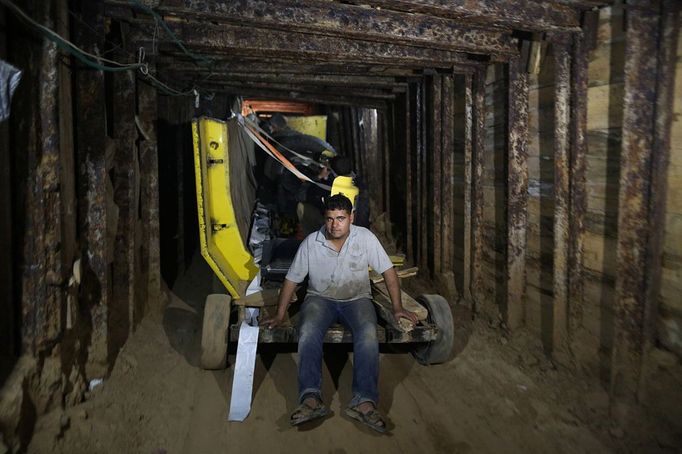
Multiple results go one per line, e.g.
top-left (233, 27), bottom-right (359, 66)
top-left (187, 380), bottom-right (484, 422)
top-left (28, 257), bottom-right (675, 453)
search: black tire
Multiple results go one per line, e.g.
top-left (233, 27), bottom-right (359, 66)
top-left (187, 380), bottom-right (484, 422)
top-left (200, 294), bottom-right (231, 370)
top-left (412, 294), bottom-right (455, 365)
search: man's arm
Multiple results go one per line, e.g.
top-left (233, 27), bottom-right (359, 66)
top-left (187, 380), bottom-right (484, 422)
top-left (261, 278), bottom-right (298, 329)
top-left (382, 267), bottom-right (418, 324)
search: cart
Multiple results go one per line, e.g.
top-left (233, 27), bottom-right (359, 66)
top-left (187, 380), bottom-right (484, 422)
top-left (192, 116), bottom-right (456, 370)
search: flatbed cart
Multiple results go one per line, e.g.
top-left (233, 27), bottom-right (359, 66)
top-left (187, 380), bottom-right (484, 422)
top-left (192, 116), bottom-right (456, 371)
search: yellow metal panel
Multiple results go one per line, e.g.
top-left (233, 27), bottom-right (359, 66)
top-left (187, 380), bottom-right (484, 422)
top-left (192, 117), bottom-right (258, 299)
top-left (331, 176), bottom-right (360, 208)
top-left (284, 115), bottom-right (327, 140)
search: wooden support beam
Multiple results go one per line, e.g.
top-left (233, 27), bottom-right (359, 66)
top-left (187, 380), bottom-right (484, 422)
top-left (431, 75), bottom-right (443, 275)
top-left (194, 81), bottom-right (397, 100)
top-left (611, 0), bottom-right (677, 401)
top-left (159, 60), bottom-right (419, 78)
top-left (344, 0), bottom-right (581, 32)
top-left (441, 74), bottom-right (455, 273)
top-left (550, 32), bottom-right (572, 360)
top-left (567, 20), bottom-right (591, 340)
top-left (470, 68), bottom-right (486, 313)
top-left (110, 0), bottom-right (517, 56)
top-left (645, 0), bottom-right (680, 350)
top-left (463, 73), bottom-right (474, 303)
top-left (138, 79), bottom-right (161, 321)
top-left (506, 55), bottom-right (529, 330)
top-left (169, 72), bottom-right (405, 90)
top-left (112, 59), bottom-right (137, 341)
top-left (73, 0), bottom-right (110, 377)
top-left (200, 86), bottom-right (387, 110)
top-left (127, 21), bottom-right (481, 69)
top-left (417, 81), bottom-right (428, 272)
top-left (404, 88), bottom-right (414, 263)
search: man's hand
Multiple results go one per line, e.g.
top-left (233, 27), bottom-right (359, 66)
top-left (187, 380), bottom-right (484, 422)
top-left (393, 309), bottom-right (418, 325)
top-left (260, 313), bottom-right (285, 330)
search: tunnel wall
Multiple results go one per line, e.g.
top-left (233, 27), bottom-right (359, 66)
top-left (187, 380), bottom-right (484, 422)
top-left (0, 2), bottom-right (163, 451)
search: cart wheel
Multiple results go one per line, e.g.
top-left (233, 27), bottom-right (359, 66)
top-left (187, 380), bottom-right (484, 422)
top-left (200, 294), bottom-right (231, 370)
top-left (412, 294), bottom-right (454, 365)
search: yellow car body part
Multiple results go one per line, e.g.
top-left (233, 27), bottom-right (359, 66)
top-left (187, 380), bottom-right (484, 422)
top-left (331, 176), bottom-right (359, 209)
top-left (192, 117), bottom-right (258, 299)
top-left (284, 115), bottom-right (327, 140)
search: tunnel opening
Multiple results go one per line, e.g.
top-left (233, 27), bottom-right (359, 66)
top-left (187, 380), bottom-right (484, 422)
top-left (1, 0), bottom-right (682, 451)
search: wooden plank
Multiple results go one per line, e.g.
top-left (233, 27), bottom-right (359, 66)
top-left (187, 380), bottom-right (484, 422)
top-left (344, 0), bottom-right (581, 32)
top-left (471, 68), bottom-right (486, 311)
top-left (463, 73), bottom-right (474, 303)
top-left (611, 0), bottom-right (678, 401)
top-left (233, 288), bottom-right (298, 307)
top-left (371, 281), bottom-right (428, 321)
top-left (506, 54), bottom-right (529, 330)
top-left (431, 75), bottom-right (443, 275)
top-left (550, 32), bottom-right (571, 359)
top-left (110, 0), bottom-right (517, 56)
top-left (568, 22), bottom-right (590, 341)
top-left (442, 74), bottom-right (455, 273)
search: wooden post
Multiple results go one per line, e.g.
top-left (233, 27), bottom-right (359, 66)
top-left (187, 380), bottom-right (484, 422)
top-left (441, 73), bottom-right (455, 273)
top-left (567, 19), bottom-right (592, 341)
top-left (73, 0), bottom-right (110, 377)
top-left (549, 32), bottom-right (571, 359)
top-left (431, 75), bottom-right (443, 275)
top-left (112, 56), bottom-right (137, 340)
top-left (611, 0), bottom-right (678, 401)
top-left (137, 79), bottom-right (161, 319)
top-left (463, 73), bottom-right (474, 303)
top-left (471, 68), bottom-right (486, 312)
top-left (506, 55), bottom-right (529, 330)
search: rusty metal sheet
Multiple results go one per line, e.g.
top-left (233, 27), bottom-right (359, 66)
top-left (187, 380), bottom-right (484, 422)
top-left (550, 32), bottom-right (571, 359)
top-left (111, 0), bottom-right (517, 56)
top-left (344, 0), bottom-right (581, 32)
top-left (506, 55), bottom-right (529, 330)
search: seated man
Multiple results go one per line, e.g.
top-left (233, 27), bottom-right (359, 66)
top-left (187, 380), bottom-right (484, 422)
top-left (263, 194), bottom-right (417, 433)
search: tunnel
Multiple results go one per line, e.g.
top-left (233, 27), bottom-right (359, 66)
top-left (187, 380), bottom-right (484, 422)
top-left (1, 0), bottom-right (682, 452)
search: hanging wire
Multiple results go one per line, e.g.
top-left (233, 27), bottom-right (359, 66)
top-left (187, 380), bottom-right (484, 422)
top-left (0, 0), bottom-right (208, 97)
top-left (128, 0), bottom-right (215, 66)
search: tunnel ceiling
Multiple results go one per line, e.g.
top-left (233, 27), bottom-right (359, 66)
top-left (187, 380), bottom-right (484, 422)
top-left (103, 0), bottom-right (612, 107)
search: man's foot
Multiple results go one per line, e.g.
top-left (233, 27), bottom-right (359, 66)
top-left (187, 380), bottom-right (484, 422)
top-left (344, 402), bottom-right (387, 433)
top-left (290, 396), bottom-right (330, 426)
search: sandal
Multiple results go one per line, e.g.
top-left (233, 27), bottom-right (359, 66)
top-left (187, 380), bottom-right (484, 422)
top-left (344, 404), bottom-right (387, 434)
top-left (290, 397), bottom-right (330, 426)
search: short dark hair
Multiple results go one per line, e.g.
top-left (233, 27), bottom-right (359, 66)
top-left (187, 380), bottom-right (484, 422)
top-left (324, 193), bottom-right (352, 214)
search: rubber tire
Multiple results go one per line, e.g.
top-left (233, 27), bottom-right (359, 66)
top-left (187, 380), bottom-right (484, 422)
top-left (412, 294), bottom-right (455, 365)
top-left (200, 294), bottom-right (232, 370)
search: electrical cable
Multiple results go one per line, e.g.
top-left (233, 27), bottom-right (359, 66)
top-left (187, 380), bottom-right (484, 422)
top-left (128, 0), bottom-right (214, 66)
top-left (1, 0), bottom-right (206, 96)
